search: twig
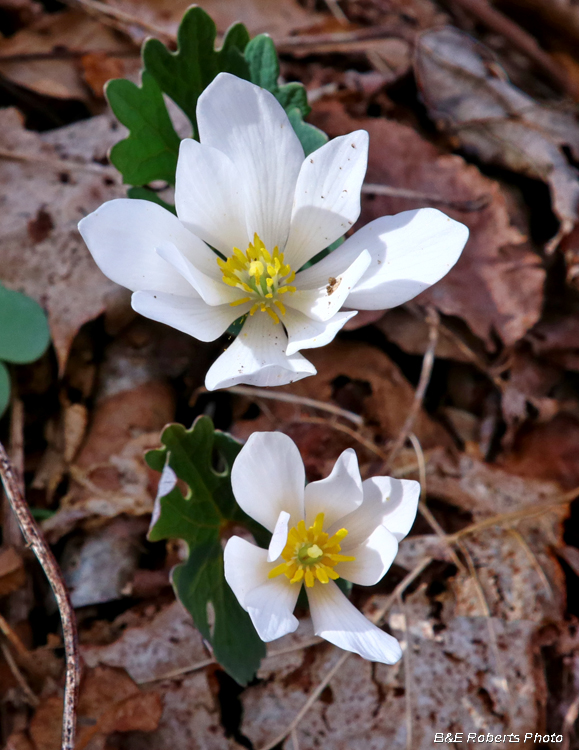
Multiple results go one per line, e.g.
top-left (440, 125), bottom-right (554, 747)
top-left (562, 693), bottom-right (579, 750)
top-left (226, 385), bottom-right (364, 426)
top-left (507, 527), bottom-right (553, 600)
top-left (0, 147), bottom-right (119, 178)
top-left (0, 641), bottom-right (39, 707)
top-left (141, 636), bottom-right (324, 683)
top-left (0, 612), bottom-right (31, 662)
top-left (0, 443), bottom-right (80, 750)
top-left (322, 0), bottom-right (349, 24)
top-left (398, 596), bottom-right (414, 750)
top-left (361, 183), bottom-right (490, 211)
top-left (293, 415), bottom-right (389, 462)
top-left (384, 307), bottom-right (439, 472)
top-left (408, 432), bottom-right (466, 574)
top-left (257, 650), bottom-right (351, 750)
top-left (291, 727), bottom-right (301, 750)
top-left (447, 0), bottom-right (578, 98)
top-left (65, 0), bottom-right (174, 42)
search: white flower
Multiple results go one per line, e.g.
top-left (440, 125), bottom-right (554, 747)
top-left (223, 432), bottom-right (420, 664)
top-left (79, 72), bottom-right (468, 391)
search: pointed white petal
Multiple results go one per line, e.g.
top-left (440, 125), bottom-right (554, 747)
top-left (289, 249), bottom-right (371, 322)
top-left (224, 536), bottom-right (271, 609)
top-left (284, 308), bottom-right (357, 356)
top-left (308, 580), bottom-right (402, 664)
top-left (131, 291), bottom-right (249, 342)
top-left (79, 199), bottom-right (202, 294)
top-left (283, 131), bottom-right (368, 270)
top-left (245, 577), bottom-right (300, 642)
top-left (336, 524), bottom-right (398, 586)
top-left (231, 432), bottom-right (305, 532)
top-left (304, 448), bottom-right (363, 528)
top-left (175, 139), bottom-right (248, 255)
top-left (268, 510), bottom-right (290, 562)
top-left (343, 208), bottom-right (468, 310)
top-left (197, 73), bottom-right (304, 251)
top-left (364, 477), bottom-right (420, 542)
top-left (205, 313), bottom-right (316, 391)
top-left (156, 243), bottom-right (243, 306)
top-left (333, 477), bottom-right (420, 549)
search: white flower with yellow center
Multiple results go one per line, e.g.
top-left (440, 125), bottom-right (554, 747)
top-left (224, 432), bottom-right (420, 664)
top-left (79, 72), bottom-right (469, 391)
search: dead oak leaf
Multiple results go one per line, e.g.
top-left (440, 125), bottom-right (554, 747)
top-left (310, 100), bottom-right (545, 348)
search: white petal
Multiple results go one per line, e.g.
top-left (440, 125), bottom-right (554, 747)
top-left (284, 308), bottom-right (357, 356)
top-left (175, 139), bottom-right (248, 255)
top-left (205, 313), bottom-right (316, 391)
top-left (333, 477), bottom-right (420, 549)
top-left (231, 432), bottom-right (305, 532)
top-left (197, 73), bottom-right (304, 251)
top-left (245, 578), bottom-right (300, 642)
top-left (157, 243), bottom-right (243, 306)
top-left (336, 524), bottom-right (398, 586)
top-left (79, 199), bottom-right (201, 294)
top-left (344, 208), bottom-right (469, 310)
top-left (283, 131), bottom-right (369, 270)
top-left (224, 536), bottom-right (271, 609)
top-left (131, 291), bottom-right (249, 342)
top-left (308, 580), bottom-right (402, 664)
top-left (289, 249), bottom-right (371, 322)
top-left (268, 510), bottom-right (290, 562)
top-left (304, 448), bottom-right (363, 528)
top-left (364, 477), bottom-right (420, 542)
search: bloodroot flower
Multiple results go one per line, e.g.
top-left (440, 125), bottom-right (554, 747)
top-left (79, 72), bottom-right (468, 391)
top-left (224, 432), bottom-right (420, 664)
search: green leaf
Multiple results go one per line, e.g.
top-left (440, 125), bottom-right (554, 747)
top-left (0, 284), bottom-right (50, 364)
top-left (147, 416), bottom-right (267, 684)
top-left (0, 361), bottom-right (9, 417)
top-left (287, 107), bottom-right (328, 156)
top-left (244, 35), bottom-right (327, 155)
top-left (127, 186), bottom-right (176, 215)
top-left (106, 72), bottom-right (181, 186)
top-left (143, 7), bottom-right (250, 137)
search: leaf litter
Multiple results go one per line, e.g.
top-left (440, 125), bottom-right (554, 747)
top-left (1, 0), bottom-right (579, 748)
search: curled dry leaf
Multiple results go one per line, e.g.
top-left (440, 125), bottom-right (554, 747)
top-left (415, 26), bottom-right (579, 243)
top-left (0, 108), bottom-right (127, 372)
top-left (0, 10), bottom-right (135, 101)
top-left (310, 100), bottom-right (545, 348)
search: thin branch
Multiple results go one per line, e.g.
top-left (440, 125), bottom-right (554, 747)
top-left (361, 183), bottom-right (490, 211)
top-left (0, 641), bottom-right (39, 707)
top-left (448, 0), bottom-right (578, 98)
top-left (0, 443), bottom-right (80, 750)
top-left (227, 385), bottom-right (364, 426)
top-left (384, 307), bottom-right (439, 472)
top-left (257, 650), bottom-right (351, 750)
top-left (398, 596), bottom-right (414, 750)
top-left (0, 147), bottom-right (119, 178)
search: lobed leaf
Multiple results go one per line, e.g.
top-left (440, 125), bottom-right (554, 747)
top-left (106, 72), bottom-right (181, 186)
top-left (146, 416), bottom-right (267, 684)
top-left (143, 7), bottom-right (250, 137)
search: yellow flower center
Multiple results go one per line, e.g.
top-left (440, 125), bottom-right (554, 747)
top-left (217, 233), bottom-right (296, 324)
top-left (268, 512), bottom-right (356, 588)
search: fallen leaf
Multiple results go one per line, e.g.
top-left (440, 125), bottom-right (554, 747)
top-left (82, 600), bottom-right (208, 683)
top-left (415, 26), bottom-right (579, 241)
top-left (26, 666), bottom-right (162, 750)
top-left (81, 52), bottom-right (125, 98)
top-left (98, 0), bottom-right (322, 44)
top-left (0, 547), bottom-right (25, 597)
top-left (231, 339), bottom-right (450, 479)
top-left (310, 99), bottom-right (545, 348)
top-left (0, 107), bottom-right (127, 372)
top-left (0, 10), bottom-right (136, 101)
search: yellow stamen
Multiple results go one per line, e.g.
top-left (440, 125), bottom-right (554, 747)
top-left (268, 512), bottom-right (356, 588)
top-left (218, 233), bottom-right (296, 324)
